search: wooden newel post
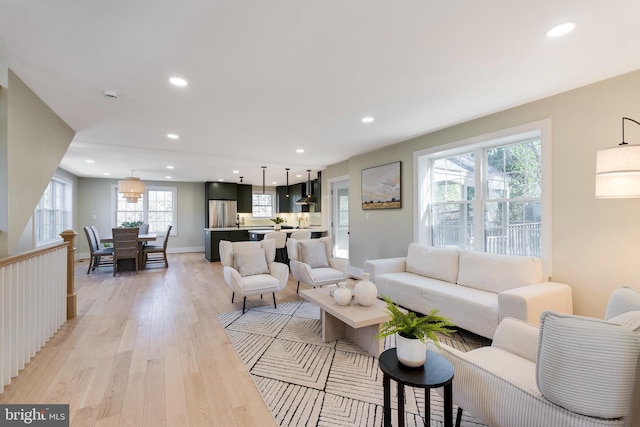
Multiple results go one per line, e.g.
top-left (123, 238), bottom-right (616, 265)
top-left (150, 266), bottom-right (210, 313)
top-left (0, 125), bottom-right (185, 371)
top-left (60, 229), bottom-right (78, 319)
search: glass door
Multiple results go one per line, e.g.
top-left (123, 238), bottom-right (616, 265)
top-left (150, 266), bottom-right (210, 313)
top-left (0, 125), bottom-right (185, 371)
top-left (332, 179), bottom-right (349, 259)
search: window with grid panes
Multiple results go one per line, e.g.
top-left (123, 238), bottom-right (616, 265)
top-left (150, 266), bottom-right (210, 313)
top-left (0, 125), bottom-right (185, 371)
top-left (252, 192), bottom-right (274, 218)
top-left (35, 178), bottom-right (71, 244)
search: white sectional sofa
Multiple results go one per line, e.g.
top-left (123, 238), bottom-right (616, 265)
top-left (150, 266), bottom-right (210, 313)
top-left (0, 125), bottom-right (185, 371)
top-left (363, 243), bottom-right (573, 339)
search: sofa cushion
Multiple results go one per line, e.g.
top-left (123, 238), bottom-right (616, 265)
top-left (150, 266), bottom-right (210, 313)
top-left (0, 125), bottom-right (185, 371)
top-left (536, 311), bottom-right (640, 419)
top-left (376, 272), bottom-right (499, 339)
top-left (234, 249), bottom-right (269, 277)
top-left (405, 243), bottom-right (459, 283)
top-left (457, 251), bottom-right (543, 293)
top-left (299, 240), bottom-right (330, 268)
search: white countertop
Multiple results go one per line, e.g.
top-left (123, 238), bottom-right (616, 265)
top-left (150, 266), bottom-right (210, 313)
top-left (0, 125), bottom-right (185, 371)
top-left (205, 226), bottom-right (325, 233)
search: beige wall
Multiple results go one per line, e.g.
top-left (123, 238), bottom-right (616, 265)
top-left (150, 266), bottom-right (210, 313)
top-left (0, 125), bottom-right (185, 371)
top-left (76, 178), bottom-right (205, 255)
top-left (326, 68), bottom-right (640, 318)
top-left (1, 70), bottom-right (75, 256)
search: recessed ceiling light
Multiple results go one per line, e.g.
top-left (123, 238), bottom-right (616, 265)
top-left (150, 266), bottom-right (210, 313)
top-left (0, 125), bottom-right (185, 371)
top-left (169, 77), bottom-right (188, 87)
top-left (296, 149), bottom-right (304, 153)
top-left (165, 176), bottom-right (172, 179)
top-left (218, 179), bottom-right (224, 182)
top-left (233, 170), bottom-right (239, 174)
top-left (166, 165), bottom-right (175, 169)
top-left (86, 159), bottom-right (95, 163)
top-left (546, 22), bottom-right (575, 38)
top-left (272, 181), bottom-right (278, 185)
top-left (167, 133), bottom-right (179, 139)
top-left (296, 174), bottom-right (302, 178)
top-left (362, 117), bottom-right (374, 123)
top-left (103, 172), bottom-right (111, 176)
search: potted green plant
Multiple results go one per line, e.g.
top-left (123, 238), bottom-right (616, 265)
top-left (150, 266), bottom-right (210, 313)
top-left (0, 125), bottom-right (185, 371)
top-left (270, 217), bottom-right (285, 230)
top-left (376, 296), bottom-right (456, 367)
top-left (121, 220), bottom-right (149, 234)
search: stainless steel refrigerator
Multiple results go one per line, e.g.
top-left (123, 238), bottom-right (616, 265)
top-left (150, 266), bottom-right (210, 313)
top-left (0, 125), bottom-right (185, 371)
top-left (208, 200), bottom-right (238, 228)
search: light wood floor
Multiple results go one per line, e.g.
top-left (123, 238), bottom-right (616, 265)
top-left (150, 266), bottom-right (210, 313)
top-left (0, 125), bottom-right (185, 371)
top-left (0, 252), bottom-right (306, 427)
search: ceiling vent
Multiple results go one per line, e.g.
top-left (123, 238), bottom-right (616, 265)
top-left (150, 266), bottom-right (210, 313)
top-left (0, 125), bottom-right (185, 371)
top-left (102, 90), bottom-right (119, 99)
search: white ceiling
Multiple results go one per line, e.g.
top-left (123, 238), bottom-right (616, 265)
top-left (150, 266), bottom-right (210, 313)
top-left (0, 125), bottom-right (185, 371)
top-left (2, 1), bottom-right (640, 186)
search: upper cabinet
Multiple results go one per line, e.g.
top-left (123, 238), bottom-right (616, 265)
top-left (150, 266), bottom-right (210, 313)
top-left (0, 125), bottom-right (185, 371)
top-left (206, 182), bottom-right (237, 200)
top-left (237, 184), bottom-right (253, 213)
top-left (276, 186), bottom-right (291, 213)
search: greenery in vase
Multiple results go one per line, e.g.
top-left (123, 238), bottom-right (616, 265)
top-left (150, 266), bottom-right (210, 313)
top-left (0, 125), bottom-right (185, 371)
top-left (121, 220), bottom-right (144, 228)
top-left (270, 217), bottom-right (285, 224)
top-left (375, 296), bottom-right (456, 346)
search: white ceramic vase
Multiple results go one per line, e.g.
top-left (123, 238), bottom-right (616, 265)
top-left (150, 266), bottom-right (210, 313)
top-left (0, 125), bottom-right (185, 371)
top-left (333, 282), bottom-right (352, 306)
top-left (354, 273), bottom-right (377, 306)
top-left (396, 333), bottom-right (427, 367)
top-left (274, 224), bottom-right (281, 230)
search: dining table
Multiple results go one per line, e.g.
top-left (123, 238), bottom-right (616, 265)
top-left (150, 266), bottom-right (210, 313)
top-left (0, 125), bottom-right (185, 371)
top-left (101, 233), bottom-right (158, 270)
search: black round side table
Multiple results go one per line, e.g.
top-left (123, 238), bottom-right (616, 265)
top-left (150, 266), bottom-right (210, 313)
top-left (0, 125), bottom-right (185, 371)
top-left (378, 348), bottom-right (454, 427)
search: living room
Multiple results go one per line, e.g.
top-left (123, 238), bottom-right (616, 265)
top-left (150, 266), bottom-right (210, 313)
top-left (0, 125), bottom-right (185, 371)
top-left (2, 2), bottom-right (640, 426)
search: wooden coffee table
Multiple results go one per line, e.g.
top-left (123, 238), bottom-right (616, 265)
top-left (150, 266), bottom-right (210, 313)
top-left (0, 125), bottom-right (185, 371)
top-left (299, 286), bottom-right (391, 357)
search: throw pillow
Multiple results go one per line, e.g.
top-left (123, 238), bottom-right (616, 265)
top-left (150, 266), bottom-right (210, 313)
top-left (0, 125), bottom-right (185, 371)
top-left (536, 311), bottom-right (640, 419)
top-left (234, 249), bottom-right (269, 277)
top-left (299, 240), bottom-right (330, 268)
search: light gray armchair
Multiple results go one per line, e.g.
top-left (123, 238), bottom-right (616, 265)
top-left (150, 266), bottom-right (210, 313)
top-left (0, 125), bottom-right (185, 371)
top-left (219, 239), bottom-right (289, 313)
top-left (433, 286), bottom-right (640, 427)
top-left (287, 236), bottom-right (348, 293)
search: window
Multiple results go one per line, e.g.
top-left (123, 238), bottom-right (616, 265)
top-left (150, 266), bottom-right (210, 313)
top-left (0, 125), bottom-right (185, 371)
top-left (35, 177), bottom-right (71, 244)
top-left (114, 186), bottom-right (176, 234)
top-left (252, 192), bottom-right (274, 218)
top-left (416, 120), bottom-right (551, 272)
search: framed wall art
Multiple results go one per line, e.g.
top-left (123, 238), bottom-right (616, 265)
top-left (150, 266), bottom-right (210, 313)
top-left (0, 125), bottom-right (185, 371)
top-left (361, 161), bottom-right (401, 210)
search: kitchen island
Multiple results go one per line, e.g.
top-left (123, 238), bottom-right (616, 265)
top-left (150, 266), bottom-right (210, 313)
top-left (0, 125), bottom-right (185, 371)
top-left (204, 227), bottom-right (327, 262)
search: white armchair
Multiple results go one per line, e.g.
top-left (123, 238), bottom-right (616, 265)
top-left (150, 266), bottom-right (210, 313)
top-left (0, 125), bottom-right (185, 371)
top-left (219, 239), bottom-right (289, 313)
top-left (433, 286), bottom-right (640, 427)
top-left (287, 236), bottom-right (349, 293)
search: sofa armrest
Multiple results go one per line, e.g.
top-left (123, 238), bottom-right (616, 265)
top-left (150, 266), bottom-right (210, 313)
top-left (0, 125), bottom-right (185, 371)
top-left (363, 257), bottom-right (406, 282)
top-left (498, 282), bottom-right (573, 326)
top-left (491, 318), bottom-right (539, 363)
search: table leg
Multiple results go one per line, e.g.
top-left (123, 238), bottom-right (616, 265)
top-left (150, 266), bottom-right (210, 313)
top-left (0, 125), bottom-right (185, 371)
top-left (398, 383), bottom-right (405, 427)
top-left (383, 374), bottom-right (391, 427)
top-left (444, 383), bottom-right (453, 427)
top-left (424, 387), bottom-right (430, 427)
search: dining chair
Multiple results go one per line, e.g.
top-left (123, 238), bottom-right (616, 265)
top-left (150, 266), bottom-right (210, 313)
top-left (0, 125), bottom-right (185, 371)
top-left (143, 225), bottom-right (172, 268)
top-left (84, 226), bottom-right (113, 274)
top-left (290, 230), bottom-right (312, 240)
top-left (265, 231), bottom-right (287, 263)
top-left (112, 227), bottom-right (139, 276)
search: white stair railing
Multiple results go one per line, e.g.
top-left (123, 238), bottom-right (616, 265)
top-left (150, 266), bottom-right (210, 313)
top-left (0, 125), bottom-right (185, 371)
top-left (0, 241), bottom-right (68, 394)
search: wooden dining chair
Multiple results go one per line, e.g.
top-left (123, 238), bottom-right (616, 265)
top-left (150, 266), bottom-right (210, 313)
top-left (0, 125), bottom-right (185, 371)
top-left (112, 227), bottom-right (139, 276)
top-left (84, 226), bottom-right (113, 274)
top-left (143, 225), bottom-right (172, 268)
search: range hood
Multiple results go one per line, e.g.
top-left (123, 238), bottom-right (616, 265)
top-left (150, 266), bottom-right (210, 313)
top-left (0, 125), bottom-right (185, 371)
top-left (296, 170), bottom-right (316, 205)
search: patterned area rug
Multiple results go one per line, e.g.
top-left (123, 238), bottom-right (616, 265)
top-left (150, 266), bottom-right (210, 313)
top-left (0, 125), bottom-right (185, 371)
top-left (218, 301), bottom-right (490, 427)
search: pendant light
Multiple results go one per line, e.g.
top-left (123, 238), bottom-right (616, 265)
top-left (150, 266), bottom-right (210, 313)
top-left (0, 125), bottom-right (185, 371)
top-left (296, 170), bottom-right (316, 204)
top-left (285, 168), bottom-right (290, 198)
top-left (118, 170), bottom-right (146, 203)
top-left (596, 117), bottom-right (640, 198)
top-left (262, 166), bottom-right (266, 194)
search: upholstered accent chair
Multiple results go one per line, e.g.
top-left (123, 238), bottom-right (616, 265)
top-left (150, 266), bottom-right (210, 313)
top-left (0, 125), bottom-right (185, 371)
top-left (287, 236), bottom-right (349, 293)
top-left (434, 286), bottom-right (640, 427)
top-left (84, 226), bottom-right (113, 274)
top-left (219, 239), bottom-right (289, 313)
top-left (143, 225), bottom-right (172, 268)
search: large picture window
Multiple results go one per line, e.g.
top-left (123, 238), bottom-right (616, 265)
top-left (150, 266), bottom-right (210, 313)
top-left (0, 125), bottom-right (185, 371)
top-left (416, 120), bottom-right (551, 272)
top-left (35, 177), bottom-right (71, 244)
top-left (114, 186), bottom-right (176, 235)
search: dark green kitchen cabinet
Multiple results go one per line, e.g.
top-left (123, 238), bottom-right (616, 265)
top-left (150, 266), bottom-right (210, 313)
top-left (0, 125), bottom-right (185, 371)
top-left (206, 182), bottom-right (237, 200)
top-left (237, 184), bottom-right (253, 213)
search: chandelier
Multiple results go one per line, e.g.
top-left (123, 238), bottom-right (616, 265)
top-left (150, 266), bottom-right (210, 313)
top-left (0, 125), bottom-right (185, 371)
top-left (118, 170), bottom-right (146, 203)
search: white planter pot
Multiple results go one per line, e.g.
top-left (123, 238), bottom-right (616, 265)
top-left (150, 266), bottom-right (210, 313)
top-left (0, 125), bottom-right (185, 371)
top-left (396, 333), bottom-right (427, 367)
top-left (333, 282), bottom-right (352, 306)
